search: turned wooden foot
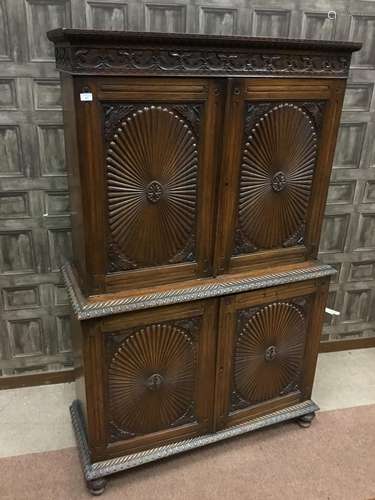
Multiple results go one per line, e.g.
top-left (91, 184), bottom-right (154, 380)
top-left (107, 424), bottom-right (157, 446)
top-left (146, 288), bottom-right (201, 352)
top-left (87, 478), bottom-right (107, 496)
top-left (296, 411), bottom-right (316, 428)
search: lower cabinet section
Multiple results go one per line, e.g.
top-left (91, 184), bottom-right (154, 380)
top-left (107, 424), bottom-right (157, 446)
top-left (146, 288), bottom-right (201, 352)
top-left (77, 277), bottom-right (328, 461)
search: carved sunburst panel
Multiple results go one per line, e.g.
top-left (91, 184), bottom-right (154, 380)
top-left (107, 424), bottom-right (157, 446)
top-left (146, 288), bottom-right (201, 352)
top-left (107, 320), bottom-right (199, 440)
top-left (234, 102), bottom-right (321, 254)
top-left (105, 104), bottom-right (200, 271)
top-left (232, 301), bottom-right (307, 410)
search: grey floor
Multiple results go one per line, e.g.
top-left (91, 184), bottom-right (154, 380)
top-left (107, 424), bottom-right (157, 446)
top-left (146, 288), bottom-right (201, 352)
top-left (0, 348), bottom-right (374, 459)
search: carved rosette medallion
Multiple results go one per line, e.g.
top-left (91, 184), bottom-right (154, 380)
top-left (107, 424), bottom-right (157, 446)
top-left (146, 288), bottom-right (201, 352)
top-left (271, 171), bottom-right (287, 192)
top-left (232, 301), bottom-right (306, 408)
top-left (106, 105), bottom-right (199, 270)
top-left (108, 322), bottom-right (198, 438)
top-left (235, 103), bottom-right (318, 253)
top-left (146, 180), bottom-right (163, 203)
top-left (264, 345), bottom-right (277, 361)
top-left (145, 373), bottom-right (164, 390)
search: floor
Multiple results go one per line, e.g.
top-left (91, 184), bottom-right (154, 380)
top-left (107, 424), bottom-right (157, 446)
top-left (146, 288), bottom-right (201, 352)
top-left (312, 347), bottom-right (375, 411)
top-left (2, 404), bottom-right (375, 500)
top-left (0, 348), bottom-right (374, 459)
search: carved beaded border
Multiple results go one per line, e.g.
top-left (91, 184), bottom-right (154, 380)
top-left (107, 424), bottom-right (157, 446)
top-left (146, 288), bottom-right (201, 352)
top-left (62, 262), bottom-right (336, 320)
top-left (55, 46), bottom-right (351, 77)
top-left (70, 399), bottom-right (319, 481)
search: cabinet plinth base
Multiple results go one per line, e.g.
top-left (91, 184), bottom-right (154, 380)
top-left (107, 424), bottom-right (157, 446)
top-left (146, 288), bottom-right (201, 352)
top-left (70, 399), bottom-right (319, 494)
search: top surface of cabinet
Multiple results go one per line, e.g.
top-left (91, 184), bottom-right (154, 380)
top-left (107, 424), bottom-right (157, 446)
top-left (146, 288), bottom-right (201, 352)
top-left (47, 29), bottom-right (360, 78)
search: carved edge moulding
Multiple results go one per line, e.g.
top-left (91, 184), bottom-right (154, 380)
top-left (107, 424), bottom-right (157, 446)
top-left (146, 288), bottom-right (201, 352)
top-left (62, 261), bottom-right (336, 320)
top-left (47, 29), bottom-right (360, 77)
top-left (71, 399), bottom-right (319, 484)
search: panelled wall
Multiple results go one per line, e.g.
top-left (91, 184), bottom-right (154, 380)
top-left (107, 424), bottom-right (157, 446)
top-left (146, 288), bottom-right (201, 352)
top-left (0, 0), bottom-right (374, 377)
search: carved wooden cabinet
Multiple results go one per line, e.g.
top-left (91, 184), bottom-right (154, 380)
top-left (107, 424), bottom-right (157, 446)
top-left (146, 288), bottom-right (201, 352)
top-left (48, 29), bottom-right (359, 494)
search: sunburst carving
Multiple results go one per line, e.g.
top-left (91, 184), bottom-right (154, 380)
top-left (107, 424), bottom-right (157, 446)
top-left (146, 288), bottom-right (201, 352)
top-left (106, 105), bottom-right (198, 269)
top-left (233, 302), bottom-right (306, 406)
top-left (237, 103), bottom-right (317, 250)
top-left (108, 322), bottom-right (196, 436)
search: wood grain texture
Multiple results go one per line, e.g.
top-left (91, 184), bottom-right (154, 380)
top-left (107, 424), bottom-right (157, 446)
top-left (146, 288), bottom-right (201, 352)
top-left (214, 78), bottom-right (345, 275)
top-left (108, 320), bottom-right (197, 438)
top-left (47, 28), bottom-right (359, 78)
top-left (214, 278), bottom-right (328, 430)
top-left (107, 105), bottom-right (198, 270)
top-left (235, 103), bottom-right (318, 252)
top-left (65, 77), bottom-right (221, 294)
top-left (0, 369), bottom-right (75, 390)
top-left (233, 301), bottom-right (306, 407)
top-left (319, 336), bottom-right (375, 352)
top-left (79, 299), bottom-right (218, 460)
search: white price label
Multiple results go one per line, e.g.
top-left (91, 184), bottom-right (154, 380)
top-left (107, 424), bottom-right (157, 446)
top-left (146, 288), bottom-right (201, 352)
top-left (80, 92), bottom-right (93, 102)
top-left (325, 307), bottom-right (340, 316)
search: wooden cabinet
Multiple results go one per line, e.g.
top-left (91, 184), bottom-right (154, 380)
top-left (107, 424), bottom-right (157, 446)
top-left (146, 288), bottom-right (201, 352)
top-left (73, 274), bottom-right (328, 463)
top-left (64, 73), bottom-right (346, 294)
top-left (48, 29), bottom-right (360, 495)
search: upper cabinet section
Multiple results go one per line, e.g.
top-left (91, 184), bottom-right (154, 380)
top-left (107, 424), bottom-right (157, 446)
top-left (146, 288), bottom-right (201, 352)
top-left (49, 30), bottom-right (360, 296)
top-left (68, 76), bottom-right (222, 293)
top-left (47, 29), bottom-right (360, 79)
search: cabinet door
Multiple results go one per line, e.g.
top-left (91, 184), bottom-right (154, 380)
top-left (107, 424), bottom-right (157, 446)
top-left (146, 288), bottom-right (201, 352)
top-left (88, 299), bottom-right (218, 459)
top-left (214, 78), bottom-right (346, 275)
top-left (74, 77), bottom-right (223, 294)
top-left (214, 279), bottom-right (328, 430)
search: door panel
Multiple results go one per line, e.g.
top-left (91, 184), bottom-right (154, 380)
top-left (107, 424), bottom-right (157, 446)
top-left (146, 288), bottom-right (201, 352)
top-left (214, 279), bottom-right (329, 430)
top-left (90, 299), bottom-right (218, 459)
top-left (74, 77), bottom-right (223, 294)
top-left (214, 78), bottom-right (346, 275)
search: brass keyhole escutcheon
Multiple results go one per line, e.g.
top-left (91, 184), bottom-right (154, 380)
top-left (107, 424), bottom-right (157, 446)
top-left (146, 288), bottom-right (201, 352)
top-left (146, 373), bottom-right (164, 391)
top-left (265, 345), bottom-right (277, 361)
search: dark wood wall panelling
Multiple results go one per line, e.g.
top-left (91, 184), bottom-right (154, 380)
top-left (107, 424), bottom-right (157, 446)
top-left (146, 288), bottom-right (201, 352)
top-left (0, 0), bottom-right (374, 385)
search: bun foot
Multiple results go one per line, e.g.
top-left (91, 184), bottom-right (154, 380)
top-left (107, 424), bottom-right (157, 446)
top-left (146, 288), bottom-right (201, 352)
top-left (87, 478), bottom-right (107, 496)
top-left (296, 411), bottom-right (316, 428)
